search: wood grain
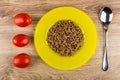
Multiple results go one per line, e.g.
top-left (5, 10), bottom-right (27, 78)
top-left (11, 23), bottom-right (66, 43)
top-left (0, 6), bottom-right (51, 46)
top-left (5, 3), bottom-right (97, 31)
top-left (0, 0), bottom-right (120, 80)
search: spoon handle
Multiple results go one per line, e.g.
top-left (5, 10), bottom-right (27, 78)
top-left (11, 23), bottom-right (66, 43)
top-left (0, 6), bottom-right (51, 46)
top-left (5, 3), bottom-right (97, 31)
top-left (102, 29), bottom-right (108, 71)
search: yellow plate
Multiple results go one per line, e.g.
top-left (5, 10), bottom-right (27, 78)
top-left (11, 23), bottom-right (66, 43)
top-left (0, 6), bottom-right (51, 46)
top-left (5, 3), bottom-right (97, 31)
top-left (34, 7), bottom-right (98, 70)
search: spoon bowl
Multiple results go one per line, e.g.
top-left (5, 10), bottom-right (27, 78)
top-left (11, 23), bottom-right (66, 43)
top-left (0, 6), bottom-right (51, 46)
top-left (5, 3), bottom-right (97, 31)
top-left (100, 7), bottom-right (113, 29)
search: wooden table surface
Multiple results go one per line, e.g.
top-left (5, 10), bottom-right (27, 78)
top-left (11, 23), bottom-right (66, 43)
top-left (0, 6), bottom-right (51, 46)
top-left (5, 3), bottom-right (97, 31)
top-left (0, 0), bottom-right (120, 80)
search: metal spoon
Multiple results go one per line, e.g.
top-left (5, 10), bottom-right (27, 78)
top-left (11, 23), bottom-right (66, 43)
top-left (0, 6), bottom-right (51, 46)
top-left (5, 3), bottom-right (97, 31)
top-left (100, 7), bottom-right (113, 71)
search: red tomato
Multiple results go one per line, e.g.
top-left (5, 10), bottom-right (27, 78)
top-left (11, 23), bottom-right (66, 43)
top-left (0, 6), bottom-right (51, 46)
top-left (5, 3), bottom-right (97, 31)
top-left (14, 13), bottom-right (32, 27)
top-left (12, 34), bottom-right (30, 47)
top-left (13, 53), bottom-right (31, 68)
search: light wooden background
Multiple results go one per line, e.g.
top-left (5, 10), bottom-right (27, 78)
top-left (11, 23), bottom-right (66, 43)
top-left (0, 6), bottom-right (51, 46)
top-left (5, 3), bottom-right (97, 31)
top-left (0, 0), bottom-right (120, 80)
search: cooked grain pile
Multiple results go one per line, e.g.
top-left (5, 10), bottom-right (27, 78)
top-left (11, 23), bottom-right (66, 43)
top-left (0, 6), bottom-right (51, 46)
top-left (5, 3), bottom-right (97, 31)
top-left (47, 20), bottom-right (84, 56)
